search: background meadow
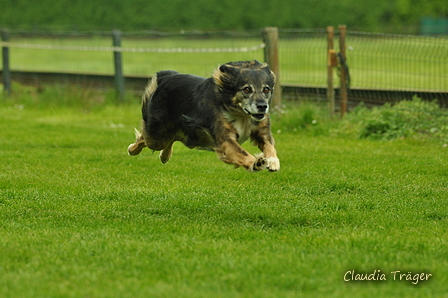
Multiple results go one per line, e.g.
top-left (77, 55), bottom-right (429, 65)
top-left (6, 33), bottom-right (447, 91)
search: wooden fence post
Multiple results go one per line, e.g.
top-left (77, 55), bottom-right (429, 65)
top-left (112, 30), bottom-right (125, 100)
top-left (2, 28), bottom-right (11, 96)
top-left (338, 25), bottom-right (348, 116)
top-left (262, 27), bottom-right (282, 107)
top-left (326, 26), bottom-right (336, 117)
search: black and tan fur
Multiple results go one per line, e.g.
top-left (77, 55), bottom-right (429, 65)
top-left (127, 60), bottom-right (280, 172)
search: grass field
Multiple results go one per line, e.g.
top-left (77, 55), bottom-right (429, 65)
top-left (6, 33), bottom-right (448, 91)
top-left (0, 89), bottom-right (447, 297)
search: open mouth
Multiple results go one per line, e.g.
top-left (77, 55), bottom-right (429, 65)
top-left (251, 113), bottom-right (265, 121)
top-left (244, 109), bottom-right (265, 121)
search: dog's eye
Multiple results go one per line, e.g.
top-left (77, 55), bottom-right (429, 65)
top-left (243, 87), bottom-right (252, 94)
top-left (263, 87), bottom-right (270, 93)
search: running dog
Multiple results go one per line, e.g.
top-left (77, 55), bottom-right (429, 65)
top-left (127, 60), bottom-right (280, 172)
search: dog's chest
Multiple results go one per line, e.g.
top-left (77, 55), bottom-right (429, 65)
top-left (232, 117), bottom-right (254, 144)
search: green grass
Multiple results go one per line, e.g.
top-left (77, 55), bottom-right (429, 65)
top-left (0, 88), bottom-right (447, 297)
top-left (6, 34), bottom-right (448, 91)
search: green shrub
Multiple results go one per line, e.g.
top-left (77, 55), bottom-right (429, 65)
top-left (334, 97), bottom-right (448, 144)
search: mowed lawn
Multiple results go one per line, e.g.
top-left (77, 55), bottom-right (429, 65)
top-left (0, 102), bottom-right (447, 298)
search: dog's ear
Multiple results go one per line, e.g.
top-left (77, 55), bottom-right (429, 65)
top-left (213, 63), bottom-right (239, 88)
top-left (260, 63), bottom-right (276, 85)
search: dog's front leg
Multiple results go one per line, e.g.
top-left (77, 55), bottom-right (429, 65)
top-left (259, 141), bottom-right (280, 172)
top-left (215, 139), bottom-right (267, 172)
top-left (252, 132), bottom-right (280, 172)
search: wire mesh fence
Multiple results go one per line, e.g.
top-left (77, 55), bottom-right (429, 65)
top-left (1, 28), bottom-right (447, 107)
top-left (347, 31), bottom-right (447, 92)
top-left (279, 29), bottom-right (327, 87)
top-left (278, 28), bottom-right (447, 108)
top-left (338, 30), bottom-right (447, 108)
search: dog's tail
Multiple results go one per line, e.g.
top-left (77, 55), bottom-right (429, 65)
top-left (142, 74), bottom-right (158, 111)
top-left (142, 71), bottom-right (179, 123)
top-left (142, 71), bottom-right (178, 107)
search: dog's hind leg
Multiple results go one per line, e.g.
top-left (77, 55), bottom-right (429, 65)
top-left (159, 140), bottom-right (175, 164)
top-left (127, 128), bottom-right (147, 156)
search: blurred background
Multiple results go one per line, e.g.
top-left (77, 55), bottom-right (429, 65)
top-left (1, 0), bottom-right (447, 34)
top-left (1, 0), bottom-right (447, 110)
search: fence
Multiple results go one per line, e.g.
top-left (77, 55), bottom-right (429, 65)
top-left (278, 28), bottom-right (448, 111)
top-left (0, 29), bottom-right (267, 95)
top-left (1, 27), bottom-right (447, 111)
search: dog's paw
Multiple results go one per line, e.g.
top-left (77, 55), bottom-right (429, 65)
top-left (159, 148), bottom-right (172, 164)
top-left (250, 154), bottom-right (267, 172)
top-left (266, 157), bottom-right (280, 172)
top-left (128, 128), bottom-right (146, 156)
top-left (128, 142), bottom-right (143, 156)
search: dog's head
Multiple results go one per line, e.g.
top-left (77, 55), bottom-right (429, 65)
top-left (213, 60), bottom-right (276, 121)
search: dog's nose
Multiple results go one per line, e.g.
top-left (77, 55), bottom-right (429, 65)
top-left (257, 103), bottom-right (268, 113)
